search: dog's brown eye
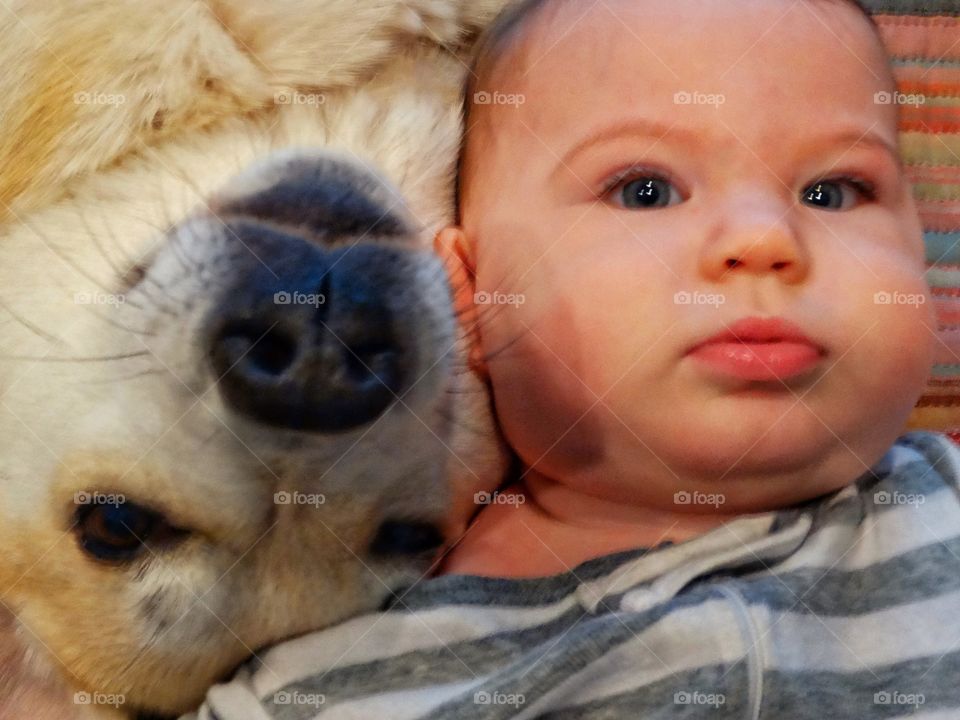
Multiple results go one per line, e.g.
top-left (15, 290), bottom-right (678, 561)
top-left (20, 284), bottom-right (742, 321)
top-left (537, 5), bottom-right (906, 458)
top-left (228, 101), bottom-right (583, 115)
top-left (76, 501), bottom-right (183, 563)
top-left (369, 520), bottom-right (444, 557)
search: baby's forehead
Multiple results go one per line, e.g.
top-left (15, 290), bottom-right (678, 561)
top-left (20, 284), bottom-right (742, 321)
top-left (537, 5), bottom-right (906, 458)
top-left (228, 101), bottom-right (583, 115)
top-left (459, 0), bottom-right (894, 206)
top-left (478, 0), bottom-right (889, 100)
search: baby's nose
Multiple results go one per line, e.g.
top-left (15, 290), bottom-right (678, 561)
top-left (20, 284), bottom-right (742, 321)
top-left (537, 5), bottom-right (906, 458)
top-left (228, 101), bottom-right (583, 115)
top-left (699, 208), bottom-right (808, 284)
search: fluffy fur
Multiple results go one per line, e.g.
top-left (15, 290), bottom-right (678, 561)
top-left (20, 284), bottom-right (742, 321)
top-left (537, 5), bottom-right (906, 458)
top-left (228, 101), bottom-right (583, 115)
top-left (0, 1), bottom-right (509, 717)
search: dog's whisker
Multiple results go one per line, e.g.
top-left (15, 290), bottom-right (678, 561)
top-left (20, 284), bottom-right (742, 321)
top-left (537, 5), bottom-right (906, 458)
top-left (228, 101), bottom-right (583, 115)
top-left (168, 220), bottom-right (207, 279)
top-left (95, 209), bottom-right (171, 235)
top-left (124, 250), bottom-right (192, 317)
top-left (154, 151), bottom-right (222, 224)
top-left (135, 276), bottom-right (187, 317)
top-left (0, 351), bottom-right (153, 363)
top-left (86, 368), bottom-right (164, 384)
top-left (162, 228), bottom-right (198, 278)
top-left (87, 216), bottom-right (185, 319)
top-left (103, 225), bottom-right (185, 316)
top-left (106, 264), bottom-right (183, 319)
top-left (75, 203), bottom-right (140, 281)
top-left (79, 305), bottom-right (158, 338)
top-left (22, 218), bottom-right (158, 315)
top-left (77, 207), bottom-right (184, 316)
top-left (149, 170), bottom-right (206, 281)
top-left (0, 298), bottom-right (62, 345)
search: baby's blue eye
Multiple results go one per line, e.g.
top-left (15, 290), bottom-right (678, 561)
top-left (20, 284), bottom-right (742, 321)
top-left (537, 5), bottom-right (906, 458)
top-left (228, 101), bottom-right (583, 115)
top-left (801, 179), bottom-right (874, 210)
top-left (615, 176), bottom-right (682, 209)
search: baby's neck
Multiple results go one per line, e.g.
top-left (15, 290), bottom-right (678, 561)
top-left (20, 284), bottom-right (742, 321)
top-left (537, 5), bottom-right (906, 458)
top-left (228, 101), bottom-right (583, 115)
top-left (438, 469), bottom-right (747, 579)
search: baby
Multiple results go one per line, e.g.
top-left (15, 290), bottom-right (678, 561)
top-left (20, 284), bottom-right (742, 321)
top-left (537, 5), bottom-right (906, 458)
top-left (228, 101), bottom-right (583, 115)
top-left (189, 0), bottom-right (960, 717)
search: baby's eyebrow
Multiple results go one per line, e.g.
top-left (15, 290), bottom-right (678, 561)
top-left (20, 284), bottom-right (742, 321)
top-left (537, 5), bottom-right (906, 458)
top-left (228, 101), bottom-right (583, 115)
top-left (561, 118), bottom-right (703, 165)
top-left (560, 118), bottom-right (902, 170)
top-left (811, 127), bottom-right (901, 167)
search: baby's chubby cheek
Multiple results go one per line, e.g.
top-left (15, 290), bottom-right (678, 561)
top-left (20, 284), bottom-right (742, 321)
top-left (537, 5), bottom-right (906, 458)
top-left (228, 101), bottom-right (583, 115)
top-left (841, 267), bottom-right (937, 430)
top-left (484, 288), bottom-right (611, 475)
top-left (479, 250), bottom-right (667, 479)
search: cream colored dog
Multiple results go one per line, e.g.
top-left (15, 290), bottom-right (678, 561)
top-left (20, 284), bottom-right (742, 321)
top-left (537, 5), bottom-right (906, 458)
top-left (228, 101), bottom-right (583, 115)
top-left (0, 1), bottom-right (509, 717)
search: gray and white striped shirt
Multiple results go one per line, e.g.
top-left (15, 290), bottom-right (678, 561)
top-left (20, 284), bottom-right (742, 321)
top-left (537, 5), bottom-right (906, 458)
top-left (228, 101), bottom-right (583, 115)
top-left (186, 431), bottom-right (960, 720)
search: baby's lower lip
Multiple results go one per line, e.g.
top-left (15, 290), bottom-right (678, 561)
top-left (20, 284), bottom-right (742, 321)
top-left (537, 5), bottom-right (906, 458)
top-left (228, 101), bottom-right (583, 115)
top-left (688, 341), bottom-right (823, 382)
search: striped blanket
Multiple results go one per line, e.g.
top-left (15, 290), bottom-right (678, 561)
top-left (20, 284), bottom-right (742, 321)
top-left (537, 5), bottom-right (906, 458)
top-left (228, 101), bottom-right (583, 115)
top-left (869, 0), bottom-right (960, 441)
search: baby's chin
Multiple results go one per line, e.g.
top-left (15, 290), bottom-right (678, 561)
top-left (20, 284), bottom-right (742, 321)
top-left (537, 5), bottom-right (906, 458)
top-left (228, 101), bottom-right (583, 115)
top-left (584, 397), bottom-right (901, 511)
top-left (689, 435), bottom-right (890, 509)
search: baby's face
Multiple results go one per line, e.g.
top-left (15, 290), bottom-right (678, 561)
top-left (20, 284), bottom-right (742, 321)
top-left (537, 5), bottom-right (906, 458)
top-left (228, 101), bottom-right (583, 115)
top-left (460, 0), bottom-right (938, 512)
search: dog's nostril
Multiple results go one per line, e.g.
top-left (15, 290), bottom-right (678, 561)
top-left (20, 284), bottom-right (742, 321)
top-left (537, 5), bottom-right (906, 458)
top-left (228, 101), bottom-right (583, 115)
top-left (219, 322), bottom-right (299, 377)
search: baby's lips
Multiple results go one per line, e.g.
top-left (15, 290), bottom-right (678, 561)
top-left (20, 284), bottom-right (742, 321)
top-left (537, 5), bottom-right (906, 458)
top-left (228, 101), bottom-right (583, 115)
top-left (686, 315), bottom-right (827, 356)
top-left (684, 315), bottom-right (831, 382)
top-left (688, 340), bottom-right (824, 382)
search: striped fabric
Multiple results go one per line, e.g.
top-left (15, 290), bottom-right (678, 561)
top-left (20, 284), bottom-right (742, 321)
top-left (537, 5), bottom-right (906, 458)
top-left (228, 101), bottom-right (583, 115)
top-left (184, 432), bottom-right (960, 719)
top-left (867, 1), bottom-right (960, 442)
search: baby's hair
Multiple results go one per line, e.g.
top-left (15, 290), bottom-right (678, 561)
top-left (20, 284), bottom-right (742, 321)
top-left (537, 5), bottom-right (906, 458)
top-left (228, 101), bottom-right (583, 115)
top-left (454, 0), bottom-right (889, 223)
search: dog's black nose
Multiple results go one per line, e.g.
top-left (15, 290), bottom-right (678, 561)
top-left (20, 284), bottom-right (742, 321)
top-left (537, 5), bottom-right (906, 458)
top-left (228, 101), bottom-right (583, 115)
top-left (207, 225), bottom-right (412, 433)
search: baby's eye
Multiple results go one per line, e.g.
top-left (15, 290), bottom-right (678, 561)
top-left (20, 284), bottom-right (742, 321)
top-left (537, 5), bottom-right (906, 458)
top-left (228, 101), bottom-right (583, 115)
top-left (607, 173), bottom-right (683, 209)
top-left (801, 178), bottom-right (875, 210)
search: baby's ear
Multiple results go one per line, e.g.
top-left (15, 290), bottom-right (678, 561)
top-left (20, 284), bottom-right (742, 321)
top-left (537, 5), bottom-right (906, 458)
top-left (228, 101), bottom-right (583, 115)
top-left (434, 226), bottom-right (487, 378)
top-left (435, 223), bottom-right (476, 273)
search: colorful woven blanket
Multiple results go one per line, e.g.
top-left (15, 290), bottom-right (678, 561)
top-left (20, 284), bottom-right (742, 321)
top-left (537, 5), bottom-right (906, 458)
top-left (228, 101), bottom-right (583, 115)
top-left (868, 0), bottom-right (960, 442)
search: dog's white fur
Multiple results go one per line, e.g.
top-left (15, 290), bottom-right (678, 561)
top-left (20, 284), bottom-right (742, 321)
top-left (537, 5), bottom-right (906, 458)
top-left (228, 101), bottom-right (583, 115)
top-left (0, 1), bottom-right (509, 717)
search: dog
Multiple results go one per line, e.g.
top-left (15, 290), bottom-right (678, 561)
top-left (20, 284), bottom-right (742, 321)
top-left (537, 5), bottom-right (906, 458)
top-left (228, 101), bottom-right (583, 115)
top-left (0, 1), bottom-right (510, 717)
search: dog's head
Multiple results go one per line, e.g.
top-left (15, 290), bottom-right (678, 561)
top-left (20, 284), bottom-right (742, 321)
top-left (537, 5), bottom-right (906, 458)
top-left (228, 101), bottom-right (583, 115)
top-left (0, 2), bottom-right (509, 716)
